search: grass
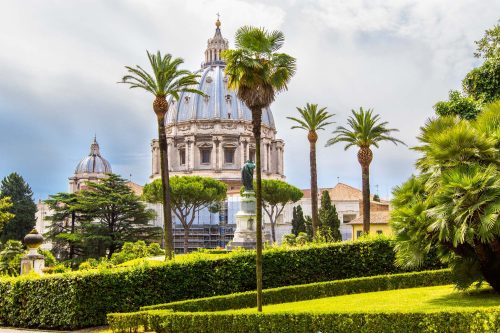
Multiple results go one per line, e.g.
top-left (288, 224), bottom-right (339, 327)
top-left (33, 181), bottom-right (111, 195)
top-left (230, 285), bottom-right (500, 314)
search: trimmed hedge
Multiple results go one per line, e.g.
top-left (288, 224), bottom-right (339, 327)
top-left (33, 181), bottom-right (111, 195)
top-left (0, 239), bottom-right (442, 329)
top-left (142, 269), bottom-right (453, 312)
top-left (109, 309), bottom-right (500, 333)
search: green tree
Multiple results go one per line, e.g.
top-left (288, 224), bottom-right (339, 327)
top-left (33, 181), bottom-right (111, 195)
top-left (434, 90), bottom-right (483, 120)
top-left (44, 192), bottom-right (82, 260)
top-left (391, 103), bottom-right (500, 292)
top-left (0, 173), bottom-right (36, 243)
top-left (121, 51), bottom-right (203, 260)
top-left (434, 22), bottom-right (500, 119)
top-left (287, 103), bottom-right (334, 237)
top-left (327, 108), bottom-right (405, 234)
top-left (474, 22), bottom-right (499, 59)
top-left (260, 179), bottom-right (303, 243)
top-left (0, 197), bottom-right (14, 234)
top-left (318, 190), bottom-right (342, 242)
top-left (222, 26), bottom-right (296, 311)
top-left (77, 174), bottom-right (160, 259)
top-left (0, 240), bottom-right (24, 276)
top-left (291, 205), bottom-right (306, 236)
top-left (143, 176), bottom-right (227, 254)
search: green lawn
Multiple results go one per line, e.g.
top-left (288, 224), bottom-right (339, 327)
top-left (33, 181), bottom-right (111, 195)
top-left (231, 285), bottom-right (500, 314)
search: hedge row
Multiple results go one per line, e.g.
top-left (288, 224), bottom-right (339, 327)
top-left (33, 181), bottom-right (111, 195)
top-left (0, 239), bottom-right (442, 329)
top-left (109, 309), bottom-right (500, 333)
top-left (142, 269), bottom-right (452, 312)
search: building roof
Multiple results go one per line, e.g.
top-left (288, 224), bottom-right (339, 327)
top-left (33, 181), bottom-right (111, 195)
top-left (301, 183), bottom-right (389, 203)
top-left (126, 181), bottom-right (143, 196)
top-left (347, 211), bottom-right (390, 225)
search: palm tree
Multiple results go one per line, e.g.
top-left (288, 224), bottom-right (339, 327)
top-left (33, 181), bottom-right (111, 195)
top-left (222, 26), bottom-right (296, 311)
top-left (287, 103), bottom-right (334, 237)
top-left (121, 51), bottom-right (203, 259)
top-left (326, 107), bottom-right (404, 234)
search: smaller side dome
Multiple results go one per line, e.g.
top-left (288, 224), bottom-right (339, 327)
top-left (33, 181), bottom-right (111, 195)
top-left (75, 137), bottom-right (112, 174)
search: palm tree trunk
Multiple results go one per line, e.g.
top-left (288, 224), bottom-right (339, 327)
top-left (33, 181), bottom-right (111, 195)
top-left (157, 115), bottom-right (174, 260)
top-left (183, 227), bottom-right (189, 254)
top-left (361, 164), bottom-right (370, 234)
top-left (252, 107), bottom-right (263, 313)
top-left (309, 135), bottom-right (319, 238)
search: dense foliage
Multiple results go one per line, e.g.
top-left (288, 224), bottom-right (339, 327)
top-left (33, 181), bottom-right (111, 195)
top-left (391, 104), bottom-right (500, 292)
top-left (0, 197), bottom-right (14, 234)
top-left (0, 239), bottom-right (442, 329)
top-left (434, 22), bottom-right (500, 119)
top-left (110, 240), bottom-right (163, 265)
top-left (0, 173), bottom-right (36, 243)
top-left (318, 190), bottom-right (342, 242)
top-left (143, 176), bottom-right (227, 253)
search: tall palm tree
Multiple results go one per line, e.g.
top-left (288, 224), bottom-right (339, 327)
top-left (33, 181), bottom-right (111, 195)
top-left (121, 51), bottom-right (203, 259)
top-left (326, 107), bottom-right (404, 234)
top-left (222, 26), bottom-right (296, 311)
top-left (287, 103), bottom-right (334, 237)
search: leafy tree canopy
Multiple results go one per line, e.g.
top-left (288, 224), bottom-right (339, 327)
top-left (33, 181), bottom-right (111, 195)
top-left (434, 22), bottom-right (500, 119)
top-left (391, 103), bottom-right (500, 292)
top-left (0, 173), bottom-right (36, 242)
top-left (259, 179), bottom-right (303, 242)
top-left (143, 176), bottom-right (227, 253)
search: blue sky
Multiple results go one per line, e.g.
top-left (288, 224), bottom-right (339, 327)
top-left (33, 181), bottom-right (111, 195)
top-left (0, 0), bottom-right (498, 201)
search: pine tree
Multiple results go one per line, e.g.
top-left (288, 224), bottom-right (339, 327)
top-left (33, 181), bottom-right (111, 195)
top-left (0, 173), bottom-right (36, 242)
top-left (318, 190), bottom-right (342, 242)
top-left (76, 174), bottom-right (161, 259)
top-left (291, 205), bottom-right (306, 236)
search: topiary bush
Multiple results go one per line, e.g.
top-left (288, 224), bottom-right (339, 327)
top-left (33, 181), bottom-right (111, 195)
top-left (0, 238), bottom-right (443, 329)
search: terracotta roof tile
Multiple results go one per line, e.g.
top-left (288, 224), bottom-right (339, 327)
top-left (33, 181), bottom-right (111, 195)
top-left (347, 211), bottom-right (390, 225)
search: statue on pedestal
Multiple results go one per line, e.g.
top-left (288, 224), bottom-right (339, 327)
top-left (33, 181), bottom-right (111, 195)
top-left (242, 160), bottom-right (255, 192)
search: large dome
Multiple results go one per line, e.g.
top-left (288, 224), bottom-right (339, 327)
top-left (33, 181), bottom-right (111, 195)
top-left (166, 19), bottom-right (275, 129)
top-left (75, 137), bottom-right (112, 174)
top-left (166, 65), bottom-right (275, 129)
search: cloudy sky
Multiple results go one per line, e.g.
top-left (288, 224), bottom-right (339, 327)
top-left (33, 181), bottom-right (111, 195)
top-left (0, 0), bottom-right (498, 201)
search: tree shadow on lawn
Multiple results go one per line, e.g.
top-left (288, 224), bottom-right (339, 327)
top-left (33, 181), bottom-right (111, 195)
top-left (427, 288), bottom-right (500, 308)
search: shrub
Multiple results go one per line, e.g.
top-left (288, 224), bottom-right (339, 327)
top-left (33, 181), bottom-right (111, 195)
top-left (111, 241), bottom-right (164, 265)
top-left (0, 239), bottom-right (443, 329)
top-left (109, 309), bottom-right (500, 333)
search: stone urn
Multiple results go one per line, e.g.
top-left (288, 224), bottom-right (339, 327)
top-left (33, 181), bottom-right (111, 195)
top-left (24, 229), bottom-right (44, 250)
top-left (21, 229), bottom-right (45, 275)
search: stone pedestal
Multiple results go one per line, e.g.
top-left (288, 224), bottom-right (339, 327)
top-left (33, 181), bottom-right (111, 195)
top-left (20, 249), bottom-right (45, 275)
top-left (229, 191), bottom-right (271, 249)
